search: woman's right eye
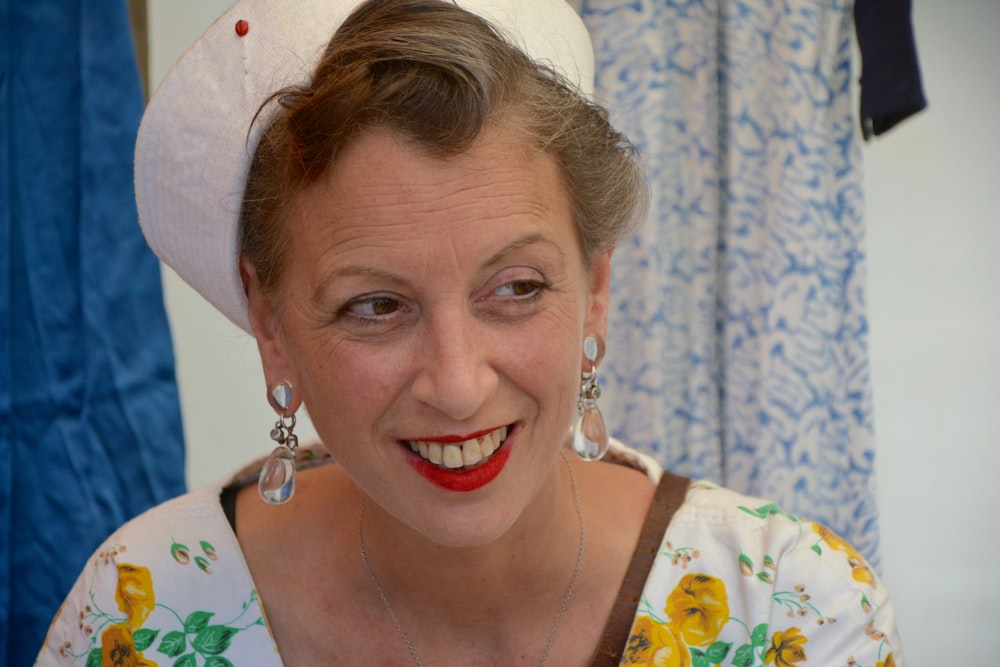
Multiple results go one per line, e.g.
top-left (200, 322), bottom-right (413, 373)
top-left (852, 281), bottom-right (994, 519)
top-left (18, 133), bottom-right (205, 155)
top-left (341, 295), bottom-right (405, 321)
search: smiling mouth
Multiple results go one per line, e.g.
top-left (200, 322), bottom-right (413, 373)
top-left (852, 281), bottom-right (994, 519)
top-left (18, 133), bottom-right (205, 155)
top-left (406, 425), bottom-right (510, 471)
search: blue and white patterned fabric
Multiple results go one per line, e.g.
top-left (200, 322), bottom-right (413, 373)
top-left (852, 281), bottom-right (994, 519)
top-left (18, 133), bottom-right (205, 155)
top-left (575, 0), bottom-right (880, 567)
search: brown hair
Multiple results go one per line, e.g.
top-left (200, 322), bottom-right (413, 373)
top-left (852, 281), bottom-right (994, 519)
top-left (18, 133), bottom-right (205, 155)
top-left (240, 0), bottom-right (645, 294)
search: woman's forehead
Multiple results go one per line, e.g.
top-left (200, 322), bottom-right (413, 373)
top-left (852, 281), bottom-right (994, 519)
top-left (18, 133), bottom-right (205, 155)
top-left (297, 126), bottom-right (567, 226)
top-left (282, 127), bottom-right (578, 271)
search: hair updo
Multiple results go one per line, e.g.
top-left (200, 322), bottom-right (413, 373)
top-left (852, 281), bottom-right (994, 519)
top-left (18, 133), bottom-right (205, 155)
top-left (240, 0), bottom-right (645, 294)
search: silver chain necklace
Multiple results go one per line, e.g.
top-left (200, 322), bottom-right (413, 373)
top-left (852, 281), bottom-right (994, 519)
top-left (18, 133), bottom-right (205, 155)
top-left (358, 452), bottom-right (585, 667)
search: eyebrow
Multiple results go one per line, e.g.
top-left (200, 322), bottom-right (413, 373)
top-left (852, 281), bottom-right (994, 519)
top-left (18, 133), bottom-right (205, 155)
top-left (311, 265), bottom-right (408, 306)
top-left (482, 233), bottom-right (568, 270)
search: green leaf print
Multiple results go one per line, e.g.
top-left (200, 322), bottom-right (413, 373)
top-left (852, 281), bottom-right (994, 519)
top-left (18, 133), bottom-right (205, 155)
top-left (159, 630), bottom-right (187, 657)
top-left (170, 540), bottom-right (191, 565)
top-left (200, 540), bottom-right (218, 560)
top-left (689, 647), bottom-right (710, 667)
top-left (751, 623), bottom-right (768, 648)
top-left (133, 627), bottom-right (159, 652)
top-left (174, 653), bottom-right (197, 667)
top-left (184, 610), bottom-right (214, 634)
top-left (204, 658), bottom-right (235, 667)
top-left (85, 649), bottom-right (102, 667)
top-left (192, 625), bottom-right (238, 655)
top-left (737, 503), bottom-right (801, 522)
top-left (732, 643), bottom-right (754, 667)
top-left (706, 640), bottom-right (732, 662)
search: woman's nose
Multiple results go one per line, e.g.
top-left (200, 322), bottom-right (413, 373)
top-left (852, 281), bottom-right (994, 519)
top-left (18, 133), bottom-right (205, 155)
top-left (409, 311), bottom-right (499, 421)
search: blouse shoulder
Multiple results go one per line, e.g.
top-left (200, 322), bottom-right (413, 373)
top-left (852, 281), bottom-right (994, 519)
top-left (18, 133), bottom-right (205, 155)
top-left (620, 481), bottom-right (904, 666)
top-left (34, 485), bottom-right (281, 666)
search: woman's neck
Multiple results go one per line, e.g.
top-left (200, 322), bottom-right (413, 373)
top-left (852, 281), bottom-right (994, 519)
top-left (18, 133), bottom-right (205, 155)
top-left (354, 455), bottom-right (583, 627)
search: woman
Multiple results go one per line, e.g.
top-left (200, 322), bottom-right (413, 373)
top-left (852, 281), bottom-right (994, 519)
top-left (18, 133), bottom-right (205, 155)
top-left (36, 0), bottom-right (903, 665)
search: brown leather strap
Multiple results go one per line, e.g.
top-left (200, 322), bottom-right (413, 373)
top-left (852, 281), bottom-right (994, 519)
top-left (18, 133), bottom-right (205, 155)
top-left (589, 469), bottom-right (691, 666)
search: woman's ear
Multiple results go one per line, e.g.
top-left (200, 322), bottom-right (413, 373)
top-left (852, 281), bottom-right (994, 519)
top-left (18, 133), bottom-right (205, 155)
top-left (241, 254), bottom-right (302, 414)
top-left (583, 249), bottom-right (613, 341)
top-left (241, 253), bottom-right (281, 341)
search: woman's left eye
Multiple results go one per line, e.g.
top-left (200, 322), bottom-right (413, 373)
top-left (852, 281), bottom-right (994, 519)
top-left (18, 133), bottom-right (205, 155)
top-left (493, 279), bottom-right (545, 298)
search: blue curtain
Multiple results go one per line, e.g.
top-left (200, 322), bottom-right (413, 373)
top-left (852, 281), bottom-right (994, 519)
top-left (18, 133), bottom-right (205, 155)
top-left (579, 0), bottom-right (882, 567)
top-left (0, 0), bottom-right (185, 661)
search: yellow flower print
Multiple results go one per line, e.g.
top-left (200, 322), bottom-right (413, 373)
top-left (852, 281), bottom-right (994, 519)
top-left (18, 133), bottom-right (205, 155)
top-left (664, 573), bottom-right (730, 648)
top-left (848, 561), bottom-right (875, 586)
top-left (98, 623), bottom-right (160, 667)
top-left (812, 523), bottom-right (853, 554)
top-left (115, 564), bottom-right (156, 628)
top-left (100, 624), bottom-right (136, 667)
top-left (812, 524), bottom-right (875, 586)
top-left (877, 653), bottom-right (896, 667)
top-left (764, 627), bottom-right (808, 666)
top-left (622, 615), bottom-right (690, 667)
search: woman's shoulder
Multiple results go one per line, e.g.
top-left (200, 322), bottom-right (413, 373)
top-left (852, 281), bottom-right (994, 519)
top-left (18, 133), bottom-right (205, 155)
top-left (622, 480), bottom-right (904, 666)
top-left (674, 478), bottom-right (811, 528)
top-left (667, 479), bottom-right (889, 606)
top-left (34, 481), bottom-right (281, 666)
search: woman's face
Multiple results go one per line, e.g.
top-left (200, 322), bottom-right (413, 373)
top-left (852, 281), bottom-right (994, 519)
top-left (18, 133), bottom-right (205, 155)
top-left (246, 124), bottom-right (611, 546)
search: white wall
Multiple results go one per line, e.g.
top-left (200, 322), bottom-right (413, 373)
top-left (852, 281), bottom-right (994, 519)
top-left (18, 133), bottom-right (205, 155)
top-left (865, 2), bottom-right (1000, 662)
top-left (149, 1), bottom-right (1000, 662)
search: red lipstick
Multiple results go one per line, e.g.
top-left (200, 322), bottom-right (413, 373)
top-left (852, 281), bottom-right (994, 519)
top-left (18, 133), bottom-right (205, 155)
top-left (410, 445), bottom-right (511, 492)
top-left (403, 425), bottom-right (513, 492)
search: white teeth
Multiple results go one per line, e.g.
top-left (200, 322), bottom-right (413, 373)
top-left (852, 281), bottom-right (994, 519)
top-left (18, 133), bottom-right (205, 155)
top-left (462, 440), bottom-right (483, 466)
top-left (443, 444), bottom-right (464, 469)
top-left (408, 426), bottom-right (508, 470)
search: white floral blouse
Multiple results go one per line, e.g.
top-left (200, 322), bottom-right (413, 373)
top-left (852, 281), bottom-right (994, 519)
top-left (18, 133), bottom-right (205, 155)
top-left (34, 442), bottom-right (902, 666)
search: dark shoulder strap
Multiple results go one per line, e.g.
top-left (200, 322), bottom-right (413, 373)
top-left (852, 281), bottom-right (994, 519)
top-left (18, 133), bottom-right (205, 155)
top-left (220, 483), bottom-right (240, 533)
top-left (589, 469), bottom-right (691, 666)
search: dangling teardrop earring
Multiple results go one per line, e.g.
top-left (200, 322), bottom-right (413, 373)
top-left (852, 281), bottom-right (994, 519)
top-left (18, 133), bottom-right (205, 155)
top-left (571, 334), bottom-right (609, 461)
top-left (258, 381), bottom-right (299, 504)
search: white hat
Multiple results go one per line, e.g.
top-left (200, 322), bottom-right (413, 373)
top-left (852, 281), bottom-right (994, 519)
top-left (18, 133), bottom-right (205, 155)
top-left (135, 0), bottom-right (594, 333)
